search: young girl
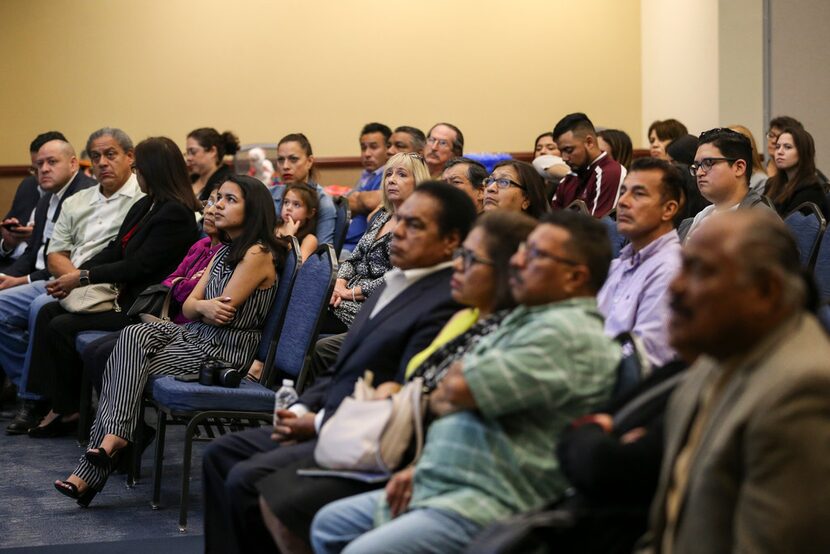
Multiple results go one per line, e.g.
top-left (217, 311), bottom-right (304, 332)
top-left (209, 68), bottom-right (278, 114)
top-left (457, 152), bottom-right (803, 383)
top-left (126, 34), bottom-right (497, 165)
top-left (54, 175), bottom-right (284, 506)
top-left (276, 183), bottom-right (319, 261)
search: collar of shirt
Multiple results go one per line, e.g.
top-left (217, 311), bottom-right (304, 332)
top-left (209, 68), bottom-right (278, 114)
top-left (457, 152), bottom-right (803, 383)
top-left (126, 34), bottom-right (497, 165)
top-left (370, 260), bottom-right (455, 318)
top-left (357, 167), bottom-right (383, 187)
top-left (51, 171), bottom-right (77, 203)
top-left (510, 296), bottom-right (599, 320)
top-left (89, 173), bottom-right (141, 205)
top-left (618, 229), bottom-right (680, 270)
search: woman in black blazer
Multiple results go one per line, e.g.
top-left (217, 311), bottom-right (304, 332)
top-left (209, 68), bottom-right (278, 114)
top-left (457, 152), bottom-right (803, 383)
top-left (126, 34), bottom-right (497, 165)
top-left (26, 137), bottom-right (201, 437)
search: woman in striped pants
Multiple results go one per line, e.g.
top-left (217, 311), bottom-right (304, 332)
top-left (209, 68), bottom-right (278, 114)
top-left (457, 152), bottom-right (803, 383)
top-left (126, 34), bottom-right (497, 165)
top-left (54, 175), bottom-right (286, 506)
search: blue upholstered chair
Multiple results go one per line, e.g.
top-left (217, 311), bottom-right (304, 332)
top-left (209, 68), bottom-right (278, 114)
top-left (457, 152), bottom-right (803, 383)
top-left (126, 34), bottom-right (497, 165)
top-left (601, 211), bottom-right (628, 259)
top-left (813, 229), bottom-right (830, 303)
top-left (148, 242), bottom-right (337, 530)
top-left (784, 202), bottom-right (826, 269)
top-left (332, 195), bottom-right (351, 257)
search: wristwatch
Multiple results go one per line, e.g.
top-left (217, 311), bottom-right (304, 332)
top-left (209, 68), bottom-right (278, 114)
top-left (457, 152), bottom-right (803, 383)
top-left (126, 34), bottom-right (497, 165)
top-left (79, 270), bottom-right (90, 287)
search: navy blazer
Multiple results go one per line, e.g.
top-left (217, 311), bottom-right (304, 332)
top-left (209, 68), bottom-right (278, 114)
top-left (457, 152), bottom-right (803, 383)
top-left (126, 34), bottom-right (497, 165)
top-left (298, 266), bottom-right (462, 422)
top-left (4, 175), bottom-right (41, 222)
top-left (83, 196), bottom-right (200, 312)
top-left (6, 172), bottom-right (96, 280)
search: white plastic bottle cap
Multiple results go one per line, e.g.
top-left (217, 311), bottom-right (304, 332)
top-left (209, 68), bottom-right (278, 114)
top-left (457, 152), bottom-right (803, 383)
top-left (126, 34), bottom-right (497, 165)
top-left (282, 379), bottom-right (294, 387)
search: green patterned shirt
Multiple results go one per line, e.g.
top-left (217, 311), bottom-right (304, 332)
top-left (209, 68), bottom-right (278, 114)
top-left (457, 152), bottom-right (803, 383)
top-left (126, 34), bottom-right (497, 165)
top-left (377, 297), bottom-right (621, 527)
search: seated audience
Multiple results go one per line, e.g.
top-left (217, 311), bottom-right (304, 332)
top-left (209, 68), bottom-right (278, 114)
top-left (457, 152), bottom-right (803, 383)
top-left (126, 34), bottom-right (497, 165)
top-left (323, 152), bottom-right (430, 334)
top-left (185, 127), bottom-right (240, 202)
top-left (310, 211), bottom-right (622, 554)
top-left (442, 157), bottom-right (488, 212)
top-left (386, 125), bottom-right (426, 157)
top-left (551, 113), bottom-right (626, 217)
top-left (24, 136), bottom-right (201, 438)
top-left (483, 160), bottom-right (550, 218)
top-left (598, 157), bottom-right (683, 368)
top-left (276, 183), bottom-right (319, 261)
top-left (646, 210), bottom-right (830, 553)
top-left (424, 123), bottom-right (464, 178)
top-left (2, 127), bottom-right (143, 435)
top-left (53, 175), bottom-right (283, 506)
top-left (666, 134), bottom-right (710, 220)
top-left (0, 132), bottom-right (69, 270)
top-left (342, 123), bottom-right (392, 255)
top-left (678, 128), bottom-right (769, 242)
top-left (256, 211), bottom-right (536, 552)
top-left (201, 182), bottom-right (475, 554)
top-left (598, 128), bottom-right (634, 170)
top-left (764, 115), bottom-right (803, 177)
top-left (765, 125), bottom-right (830, 218)
top-left (729, 124), bottom-right (769, 195)
top-left (270, 133), bottom-right (336, 246)
top-left (648, 119), bottom-right (688, 160)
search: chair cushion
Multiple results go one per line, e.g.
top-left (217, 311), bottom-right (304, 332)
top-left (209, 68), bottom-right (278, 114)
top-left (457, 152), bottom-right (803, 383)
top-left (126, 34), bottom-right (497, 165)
top-left (150, 375), bottom-right (274, 413)
top-left (75, 330), bottom-right (116, 353)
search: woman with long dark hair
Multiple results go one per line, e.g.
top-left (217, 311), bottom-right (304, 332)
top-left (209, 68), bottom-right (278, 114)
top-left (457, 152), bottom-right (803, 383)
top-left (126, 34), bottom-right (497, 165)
top-left (26, 136), bottom-right (201, 438)
top-left (54, 175), bottom-right (285, 505)
top-left (765, 126), bottom-right (829, 218)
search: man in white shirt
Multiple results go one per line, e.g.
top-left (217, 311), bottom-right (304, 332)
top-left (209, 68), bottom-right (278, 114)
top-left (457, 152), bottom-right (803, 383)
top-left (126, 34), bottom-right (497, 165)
top-left (3, 127), bottom-right (144, 434)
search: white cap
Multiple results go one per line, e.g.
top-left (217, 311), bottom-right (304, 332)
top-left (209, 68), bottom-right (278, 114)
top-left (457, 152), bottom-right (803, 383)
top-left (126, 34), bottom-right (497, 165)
top-left (282, 379), bottom-right (294, 387)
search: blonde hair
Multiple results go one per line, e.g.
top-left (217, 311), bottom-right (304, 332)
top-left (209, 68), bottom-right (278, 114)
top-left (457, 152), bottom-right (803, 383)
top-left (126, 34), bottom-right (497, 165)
top-left (381, 152), bottom-right (431, 212)
top-left (729, 125), bottom-right (765, 173)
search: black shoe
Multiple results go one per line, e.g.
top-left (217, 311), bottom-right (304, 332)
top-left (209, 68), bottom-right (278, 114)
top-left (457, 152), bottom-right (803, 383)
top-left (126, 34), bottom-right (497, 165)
top-left (6, 400), bottom-right (48, 435)
top-left (85, 445), bottom-right (123, 469)
top-left (54, 480), bottom-right (98, 508)
top-left (28, 415), bottom-right (78, 438)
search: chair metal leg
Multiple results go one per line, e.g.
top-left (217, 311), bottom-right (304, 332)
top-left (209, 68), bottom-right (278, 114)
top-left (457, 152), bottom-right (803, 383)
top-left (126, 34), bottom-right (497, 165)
top-left (151, 411), bottom-right (167, 509)
top-left (178, 416), bottom-right (201, 532)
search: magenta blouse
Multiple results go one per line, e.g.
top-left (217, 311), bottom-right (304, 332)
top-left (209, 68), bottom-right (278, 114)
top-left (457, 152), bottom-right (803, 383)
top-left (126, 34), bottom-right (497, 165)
top-left (161, 236), bottom-right (222, 324)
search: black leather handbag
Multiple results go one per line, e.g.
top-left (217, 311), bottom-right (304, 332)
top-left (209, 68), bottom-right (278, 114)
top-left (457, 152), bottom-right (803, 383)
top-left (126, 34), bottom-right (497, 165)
top-left (127, 283), bottom-right (173, 322)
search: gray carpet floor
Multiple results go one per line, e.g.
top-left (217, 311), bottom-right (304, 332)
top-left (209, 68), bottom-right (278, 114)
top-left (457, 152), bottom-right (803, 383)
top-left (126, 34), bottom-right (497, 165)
top-left (0, 403), bottom-right (207, 552)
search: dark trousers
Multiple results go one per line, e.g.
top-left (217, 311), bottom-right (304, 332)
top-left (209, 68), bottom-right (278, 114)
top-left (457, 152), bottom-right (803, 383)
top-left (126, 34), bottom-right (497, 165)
top-left (201, 426), bottom-right (317, 554)
top-left (26, 301), bottom-right (131, 413)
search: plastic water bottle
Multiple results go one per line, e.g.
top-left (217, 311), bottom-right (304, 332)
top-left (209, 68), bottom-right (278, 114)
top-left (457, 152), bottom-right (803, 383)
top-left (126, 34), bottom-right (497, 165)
top-left (273, 379), bottom-right (299, 427)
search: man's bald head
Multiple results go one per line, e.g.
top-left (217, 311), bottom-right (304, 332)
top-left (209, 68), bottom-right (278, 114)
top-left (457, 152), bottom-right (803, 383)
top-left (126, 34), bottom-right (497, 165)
top-left (35, 139), bottom-right (79, 192)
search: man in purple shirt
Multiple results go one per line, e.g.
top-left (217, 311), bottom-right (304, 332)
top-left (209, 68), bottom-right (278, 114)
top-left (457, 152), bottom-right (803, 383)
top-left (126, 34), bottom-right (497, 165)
top-left (597, 157), bottom-right (683, 367)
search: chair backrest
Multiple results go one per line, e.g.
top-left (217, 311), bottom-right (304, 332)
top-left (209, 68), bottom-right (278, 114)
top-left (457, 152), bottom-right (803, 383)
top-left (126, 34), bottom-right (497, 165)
top-left (600, 212), bottom-right (627, 258)
top-left (332, 195), bottom-right (351, 256)
top-left (814, 230), bottom-right (830, 303)
top-left (611, 332), bottom-right (650, 400)
top-left (266, 243), bottom-right (338, 390)
top-left (783, 202), bottom-right (826, 269)
top-left (254, 237), bottom-right (301, 376)
top-left (566, 199), bottom-right (589, 215)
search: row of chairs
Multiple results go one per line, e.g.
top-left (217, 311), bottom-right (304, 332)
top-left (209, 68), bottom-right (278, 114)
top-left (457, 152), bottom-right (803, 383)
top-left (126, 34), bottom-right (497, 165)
top-left (74, 237), bottom-right (339, 530)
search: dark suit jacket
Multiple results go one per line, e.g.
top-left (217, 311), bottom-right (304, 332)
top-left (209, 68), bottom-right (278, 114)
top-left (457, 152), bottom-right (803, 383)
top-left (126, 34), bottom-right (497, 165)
top-left (4, 175), bottom-right (41, 222)
top-left (83, 196), bottom-right (200, 312)
top-left (647, 313), bottom-right (830, 553)
top-left (299, 267), bottom-right (462, 422)
top-left (6, 172), bottom-right (96, 280)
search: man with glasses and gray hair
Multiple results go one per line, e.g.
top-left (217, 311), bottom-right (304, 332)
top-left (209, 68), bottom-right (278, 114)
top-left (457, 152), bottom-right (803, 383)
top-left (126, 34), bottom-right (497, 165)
top-left (678, 128), bottom-right (770, 242)
top-left (424, 123), bottom-right (464, 178)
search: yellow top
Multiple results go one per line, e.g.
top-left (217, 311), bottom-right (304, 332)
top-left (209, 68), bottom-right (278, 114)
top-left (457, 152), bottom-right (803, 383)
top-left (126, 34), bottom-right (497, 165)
top-left (404, 308), bottom-right (480, 380)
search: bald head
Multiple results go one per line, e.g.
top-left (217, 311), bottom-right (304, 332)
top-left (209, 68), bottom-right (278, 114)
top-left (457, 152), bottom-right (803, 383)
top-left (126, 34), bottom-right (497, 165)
top-left (35, 140), bottom-right (79, 192)
top-left (669, 210), bottom-right (806, 360)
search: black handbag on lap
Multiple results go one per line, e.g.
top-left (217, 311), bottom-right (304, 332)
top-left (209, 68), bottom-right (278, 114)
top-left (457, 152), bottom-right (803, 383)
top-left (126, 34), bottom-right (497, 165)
top-left (127, 283), bottom-right (173, 321)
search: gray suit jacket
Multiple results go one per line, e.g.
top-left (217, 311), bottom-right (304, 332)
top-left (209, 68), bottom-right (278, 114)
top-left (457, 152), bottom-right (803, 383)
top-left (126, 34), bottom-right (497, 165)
top-left (647, 313), bottom-right (830, 553)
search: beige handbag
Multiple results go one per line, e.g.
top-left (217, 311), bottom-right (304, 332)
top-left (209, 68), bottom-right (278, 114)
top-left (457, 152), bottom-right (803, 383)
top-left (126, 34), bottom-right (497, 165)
top-left (314, 372), bottom-right (427, 474)
top-left (59, 283), bottom-right (120, 313)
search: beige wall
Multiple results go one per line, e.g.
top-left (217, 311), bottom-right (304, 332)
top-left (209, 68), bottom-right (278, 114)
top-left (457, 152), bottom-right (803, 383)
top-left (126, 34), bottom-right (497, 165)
top-left (0, 0), bottom-right (642, 166)
top-left (640, 0), bottom-right (720, 141)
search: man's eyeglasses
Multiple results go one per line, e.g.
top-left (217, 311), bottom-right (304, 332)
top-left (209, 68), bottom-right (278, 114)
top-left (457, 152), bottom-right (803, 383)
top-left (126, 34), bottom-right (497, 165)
top-left (426, 137), bottom-right (451, 149)
top-left (453, 247), bottom-right (494, 271)
top-left (688, 157), bottom-right (737, 176)
top-left (483, 176), bottom-right (526, 190)
top-left (517, 242), bottom-right (580, 265)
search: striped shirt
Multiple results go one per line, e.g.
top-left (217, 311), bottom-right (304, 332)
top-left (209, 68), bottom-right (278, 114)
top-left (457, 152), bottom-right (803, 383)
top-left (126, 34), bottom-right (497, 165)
top-left (551, 152), bottom-right (626, 217)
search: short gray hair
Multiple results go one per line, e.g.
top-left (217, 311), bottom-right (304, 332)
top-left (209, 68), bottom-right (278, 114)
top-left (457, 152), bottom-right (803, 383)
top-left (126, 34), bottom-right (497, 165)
top-left (86, 127), bottom-right (133, 154)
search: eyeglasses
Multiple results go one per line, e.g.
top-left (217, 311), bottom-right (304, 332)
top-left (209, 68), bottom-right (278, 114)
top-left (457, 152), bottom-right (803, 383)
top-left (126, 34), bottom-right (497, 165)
top-left (426, 137), bottom-right (452, 150)
top-left (766, 131), bottom-right (780, 141)
top-left (453, 247), bottom-right (494, 271)
top-left (185, 147), bottom-right (204, 157)
top-left (483, 176), bottom-right (526, 190)
top-left (688, 157), bottom-right (737, 176)
top-left (517, 241), bottom-right (581, 265)
top-left (402, 152), bottom-right (425, 161)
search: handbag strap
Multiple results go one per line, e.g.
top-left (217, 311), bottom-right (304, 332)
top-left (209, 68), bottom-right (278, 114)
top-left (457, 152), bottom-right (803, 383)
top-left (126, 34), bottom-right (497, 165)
top-left (159, 277), bottom-right (184, 320)
top-left (410, 380), bottom-right (426, 463)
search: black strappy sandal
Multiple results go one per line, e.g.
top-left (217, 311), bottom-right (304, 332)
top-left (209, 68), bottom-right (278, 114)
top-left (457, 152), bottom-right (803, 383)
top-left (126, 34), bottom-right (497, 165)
top-left (54, 480), bottom-right (98, 507)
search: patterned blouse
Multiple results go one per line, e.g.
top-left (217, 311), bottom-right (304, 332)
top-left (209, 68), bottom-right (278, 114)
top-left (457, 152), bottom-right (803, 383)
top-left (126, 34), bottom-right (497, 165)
top-left (333, 209), bottom-right (394, 326)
